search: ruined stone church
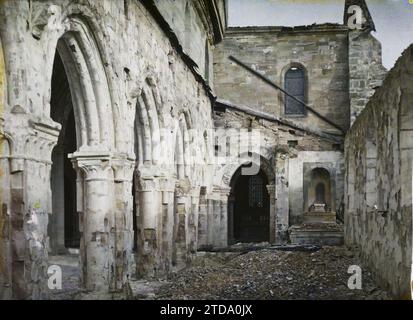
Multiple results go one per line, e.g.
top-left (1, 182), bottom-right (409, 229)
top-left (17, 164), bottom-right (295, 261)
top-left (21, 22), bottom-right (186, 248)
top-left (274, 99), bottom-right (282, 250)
top-left (0, 0), bottom-right (411, 300)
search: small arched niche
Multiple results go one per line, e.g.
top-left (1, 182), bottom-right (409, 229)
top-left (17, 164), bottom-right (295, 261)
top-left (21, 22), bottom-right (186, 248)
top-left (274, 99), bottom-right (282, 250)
top-left (307, 168), bottom-right (332, 213)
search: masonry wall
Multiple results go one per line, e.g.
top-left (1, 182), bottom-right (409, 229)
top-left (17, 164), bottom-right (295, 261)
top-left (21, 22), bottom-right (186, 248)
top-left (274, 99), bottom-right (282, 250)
top-left (213, 106), bottom-right (345, 234)
top-left (344, 45), bottom-right (413, 299)
top-left (155, 0), bottom-right (208, 77)
top-left (0, 0), bottom-right (219, 299)
top-left (155, 0), bottom-right (226, 88)
top-left (289, 151), bottom-right (344, 225)
top-left (348, 30), bottom-right (387, 124)
top-left (214, 25), bottom-right (350, 133)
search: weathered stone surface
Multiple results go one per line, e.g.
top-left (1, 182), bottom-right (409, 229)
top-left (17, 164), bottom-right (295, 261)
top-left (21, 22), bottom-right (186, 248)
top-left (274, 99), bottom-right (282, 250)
top-left (0, 0), bottom-right (410, 301)
top-left (214, 24), bottom-right (351, 133)
top-left (344, 45), bottom-right (413, 299)
top-left (0, 0), bottom-right (219, 298)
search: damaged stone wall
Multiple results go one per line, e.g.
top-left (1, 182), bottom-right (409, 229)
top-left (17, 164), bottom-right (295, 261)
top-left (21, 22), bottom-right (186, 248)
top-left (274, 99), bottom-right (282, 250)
top-left (213, 25), bottom-right (350, 133)
top-left (212, 104), bottom-right (345, 242)
top-left (348, 30), bottom-right (387, 124)
top-left (344, 45), bottom-right (413, 299)
top-left (0, 0), bottom-right (221, 299)
top-left (289, 151), bottom-right (344, 225)
top-left (154, 0), bottom-right (226, 86)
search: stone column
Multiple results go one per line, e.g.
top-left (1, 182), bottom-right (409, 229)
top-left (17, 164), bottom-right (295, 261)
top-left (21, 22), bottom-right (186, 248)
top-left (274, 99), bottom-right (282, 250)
top-left (266, 184), bottom-right (276, 244)
top-left (207, 198), bottom-right (214, 247)
top-left (112, 157), bottom-right (135, 291)
top-left (71, 152), bottom-right (114, 293)
top-left (9, 160), bottom-right (26, 299)
top-left (275, 153), bottom-right (289, 245)
top-left (219, 188), bottom-right (231, 247)
top-left (189, 189), bottom-right (200, 255)
top-left (212, 191), bottom-right (221, 247)
top-left (197, 187), bottom-right (208, 249)
top-left (227, 192), bottom-right (235, 245)
top-left (174, 186), bottom-right (189, 271)
top-left (136, 177), bottom-right (161, 278)
top-left (159, 179), bottom-right (175, 275)
top-left (8, 122), bottom-right (59, 299)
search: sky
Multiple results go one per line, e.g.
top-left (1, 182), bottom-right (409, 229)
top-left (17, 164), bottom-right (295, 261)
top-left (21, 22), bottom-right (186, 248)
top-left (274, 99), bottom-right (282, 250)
top-left (228, 0), bottom-right (413, 69)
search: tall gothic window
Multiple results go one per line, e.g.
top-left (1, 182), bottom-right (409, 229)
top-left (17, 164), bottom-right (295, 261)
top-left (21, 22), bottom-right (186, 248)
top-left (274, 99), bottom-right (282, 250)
top-left (284, 66), bottom-right (306, 115)
top-left (249, 175), bottom-right (264, 208)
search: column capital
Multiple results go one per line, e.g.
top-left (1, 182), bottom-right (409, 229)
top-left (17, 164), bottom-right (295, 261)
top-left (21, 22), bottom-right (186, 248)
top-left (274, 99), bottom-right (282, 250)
top-left (70, 150), bottom-right (112, 181)
top-left (212, 186), bottom-right (231, 196)
top-left (112, 156), bottom-right (135, 183)
top-left (175, 178), bottom-right (191, 197)
top-left (158, 177), bottom-right (177, 193)
top-left (137, 177), bottom-right (158, 192)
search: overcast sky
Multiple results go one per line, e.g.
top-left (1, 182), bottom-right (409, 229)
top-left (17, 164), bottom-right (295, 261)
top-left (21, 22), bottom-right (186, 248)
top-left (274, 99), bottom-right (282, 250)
top-left (228, 0), bottom-right (413, 69)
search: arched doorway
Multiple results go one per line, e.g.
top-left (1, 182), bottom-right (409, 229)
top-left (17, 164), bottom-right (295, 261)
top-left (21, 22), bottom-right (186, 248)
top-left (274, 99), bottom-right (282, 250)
top-left (50, 48), bottom-right (80, 253)
top-left (230, 166), bottom-right (270, 243)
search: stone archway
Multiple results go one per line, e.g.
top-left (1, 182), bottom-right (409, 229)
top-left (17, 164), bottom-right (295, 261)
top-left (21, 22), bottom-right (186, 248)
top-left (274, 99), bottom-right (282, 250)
top-left (47, 18), bottom-right (122, 294)
top-left (50, 49), bottom-right (80, 254)
top-left (220, 153), bottom-right (276, 245)
top-left (230, 166), bottom-right (270, 243)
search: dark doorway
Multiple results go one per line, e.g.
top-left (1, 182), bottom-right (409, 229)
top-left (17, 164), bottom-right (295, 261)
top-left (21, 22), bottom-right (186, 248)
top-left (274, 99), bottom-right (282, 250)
top-left (50, 50), bottom-right (80, 251)
top-left (231, 167), bottom-right (270, 243)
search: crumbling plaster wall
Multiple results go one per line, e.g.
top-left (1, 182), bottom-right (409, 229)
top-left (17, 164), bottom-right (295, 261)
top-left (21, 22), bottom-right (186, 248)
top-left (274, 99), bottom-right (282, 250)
top-left (344, 45), bottom-right (413, 299)
top-left (0, 0), bottom-right (217, 298)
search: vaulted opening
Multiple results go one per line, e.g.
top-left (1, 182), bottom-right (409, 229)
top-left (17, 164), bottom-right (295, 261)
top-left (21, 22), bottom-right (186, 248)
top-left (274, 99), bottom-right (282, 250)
top-left (50, 48), bottom-right (80, 253)
top-left (307, 168), bottom-right (332, 212)
top-left (229, 166), bottom-right (270, 243)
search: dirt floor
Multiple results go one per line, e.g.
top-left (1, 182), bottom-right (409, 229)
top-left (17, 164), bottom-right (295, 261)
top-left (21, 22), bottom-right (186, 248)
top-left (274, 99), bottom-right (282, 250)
top-left (48, 255), bottom-right (80, 300)
top-left (49, 245), bottom-right (391, 300)
top-left (152, 245), bottom-right (390, 300)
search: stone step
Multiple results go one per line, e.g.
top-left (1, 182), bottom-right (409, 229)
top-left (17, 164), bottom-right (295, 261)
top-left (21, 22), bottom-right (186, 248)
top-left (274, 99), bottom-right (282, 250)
top-left (289, 224), bottom-right (344, 246)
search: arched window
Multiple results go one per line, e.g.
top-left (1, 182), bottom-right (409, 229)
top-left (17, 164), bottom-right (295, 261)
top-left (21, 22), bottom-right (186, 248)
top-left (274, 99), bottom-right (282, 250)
top-left (284, 66), bottom-right (306, 116)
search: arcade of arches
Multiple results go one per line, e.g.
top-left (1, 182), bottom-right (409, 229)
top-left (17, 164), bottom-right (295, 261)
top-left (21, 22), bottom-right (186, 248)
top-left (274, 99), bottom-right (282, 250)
top-left (0, 0), bottom-right (411, 300)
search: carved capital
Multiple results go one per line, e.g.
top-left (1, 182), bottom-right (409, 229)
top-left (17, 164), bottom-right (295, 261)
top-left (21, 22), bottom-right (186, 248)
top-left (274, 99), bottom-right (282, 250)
top-left (137, 177), bottom-right (157, 192)
top-left (70, 151), bottom-right (112, 181)
top-left (175, 178), bottom-right (191, 197)
top-left (112, 156), bottom-right (135, 183)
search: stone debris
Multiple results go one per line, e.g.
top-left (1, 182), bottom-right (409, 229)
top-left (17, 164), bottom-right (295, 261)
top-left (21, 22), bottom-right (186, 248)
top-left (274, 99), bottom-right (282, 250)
top-left (47, 246), bottom-right (391, 300)
top-left (153, 246), bottom-right (390, 300)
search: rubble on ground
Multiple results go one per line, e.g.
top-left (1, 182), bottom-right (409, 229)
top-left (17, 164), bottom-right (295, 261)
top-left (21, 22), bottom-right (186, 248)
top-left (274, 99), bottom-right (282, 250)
top-left (153, 246), bottom-right (390, 300)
